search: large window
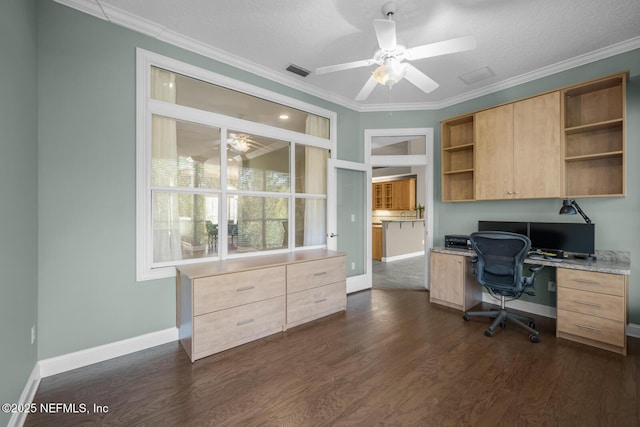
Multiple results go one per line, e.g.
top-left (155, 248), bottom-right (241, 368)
top-left (137, 49), bottom-right (336, 280)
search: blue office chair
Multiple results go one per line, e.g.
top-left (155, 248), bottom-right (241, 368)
top-left (463, 231), bottom-right (543, 343)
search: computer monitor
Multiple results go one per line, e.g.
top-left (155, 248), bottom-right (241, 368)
top-left (528, 222), bottom-right (595, 256)
top-left (478, 221), bottom-right (529, 236)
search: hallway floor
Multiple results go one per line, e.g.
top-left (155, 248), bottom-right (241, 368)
top-left (372, 255), bottom-right (426, 290)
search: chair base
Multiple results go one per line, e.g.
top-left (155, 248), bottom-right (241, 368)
top-left (463, 308), bottom-right (540, 343)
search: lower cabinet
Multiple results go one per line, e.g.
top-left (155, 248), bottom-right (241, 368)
top-left (429, 252), bottom-right (482, 311)
top-left (556, 268), bottom-right (628, 355)
top-left (177, 250), bottom-right (346, 362)
top-left (286, 256), bottom-right (347, 328)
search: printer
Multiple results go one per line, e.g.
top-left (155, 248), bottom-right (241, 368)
top-left (444, 234), bottom-right (471, 250)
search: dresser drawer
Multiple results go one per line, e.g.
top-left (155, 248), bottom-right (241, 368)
top-left (557, 268), bottom-right (625, 296)
top-left (558, 287), bottom-right (624, 322)
top-left (193, 266), bottom-right (285, 315)
top-left (287, 256), bottom-right (346, 294)
top-left (193, 296), bottom-right (285, 358)
top-left (287, 281), bottom-right (346, 327)
top-left (557, 308), bottom-right (625, 347)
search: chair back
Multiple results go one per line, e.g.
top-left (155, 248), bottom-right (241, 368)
top-left (469, 231), bottom-right (531, 294)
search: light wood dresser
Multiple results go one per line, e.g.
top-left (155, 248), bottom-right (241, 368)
top-left (177, 250), bottom-right (346, 362)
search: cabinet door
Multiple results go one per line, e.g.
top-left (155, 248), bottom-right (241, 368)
top-left (391, 179), bottom-right (416, 210)
top-left (475, 104), bottom-right (514, 200)
top-left (513, 91), bottom-right (561, 198)
top-left (372, 183), bottom-right (384, 209)
top-left (429, 252), bottom-right (464, 307)
top-left (372, 227), bottom-right (382, 260)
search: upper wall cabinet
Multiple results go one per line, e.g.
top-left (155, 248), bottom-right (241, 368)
top-left (441, 114), bottom-right (475, 202)
top-left (475, 91), bottom-right (561, 200)
top-left (372, 178), bottom-right (416, 210)
top-left (563, 73), bottom-right (627, 197)
top-left (440, 71), bottom-right (626, 202)
top-left (475, 103), bottom-right (515, 200)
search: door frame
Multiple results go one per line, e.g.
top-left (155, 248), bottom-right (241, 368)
top-left (327, 159), bottom-right (371, 293)
top-left (365, 128), bottom-right (434, 290)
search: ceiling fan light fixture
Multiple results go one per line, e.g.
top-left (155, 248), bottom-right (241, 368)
top-left (372, 58), bottom-right (408, 87)
top-left (227, 133), bottom-right (251, 152)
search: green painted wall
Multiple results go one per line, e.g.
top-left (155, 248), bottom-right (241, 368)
top-left (0, 0), bottom-right (39, 424)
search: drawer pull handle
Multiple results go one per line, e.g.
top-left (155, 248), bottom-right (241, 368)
top-left (574, 300), bottom-right (601, 308)
top-left (237, 319), bottom-right (255, 327)
top-left (314, 298), bottom-right (328, 304)
top-left (314, 272), bottom-right (327, 277)
top-left (575, 324), bottom-right (601, 333)
top-left (574, 279), bottom-right (601, 286)
top-left (236, 286), bottom-right (255, 292)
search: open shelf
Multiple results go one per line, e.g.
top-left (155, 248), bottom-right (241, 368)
top-left (563, 72), bottom-right (626, 197)
top-left (441, 114), bottom-right (475, 201)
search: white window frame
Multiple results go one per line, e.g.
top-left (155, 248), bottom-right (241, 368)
top-left (136, 49), bottom-right (337, 281)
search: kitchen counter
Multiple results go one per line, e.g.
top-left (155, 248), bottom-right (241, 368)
top-left (379, 219), bottom-right (425, 262)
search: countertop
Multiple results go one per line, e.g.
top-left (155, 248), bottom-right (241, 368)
top-left (431, 247), bottom-right (630, 275)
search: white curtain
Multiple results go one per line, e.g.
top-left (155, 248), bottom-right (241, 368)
top-left (151, 68), bottom-right (182, 262)
top-left (303, 116), bottom-right (329, 245)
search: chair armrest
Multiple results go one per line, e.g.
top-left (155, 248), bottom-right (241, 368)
top-left (529, 264), bottom-right (543, 273)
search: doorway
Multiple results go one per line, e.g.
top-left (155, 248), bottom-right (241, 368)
top-left (365, 128), bottom-right (434, 291)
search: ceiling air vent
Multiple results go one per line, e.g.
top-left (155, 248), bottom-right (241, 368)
top-left (286, 63), bottom-right (310, 77)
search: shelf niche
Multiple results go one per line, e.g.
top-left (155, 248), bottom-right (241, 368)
top-left (563, 73), bottom-right (626, 197)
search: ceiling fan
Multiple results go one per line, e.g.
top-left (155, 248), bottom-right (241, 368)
top-left (227, 132), bottom-right (256, 153)
top-left (315, 1), bottom-right (476, 101)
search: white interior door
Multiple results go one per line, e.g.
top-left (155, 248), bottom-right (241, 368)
top-left (327, 159), bottom-right (371, 293)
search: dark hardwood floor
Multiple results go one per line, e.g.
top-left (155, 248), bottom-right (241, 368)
top-left (26, 289), bottom-right (639, 426)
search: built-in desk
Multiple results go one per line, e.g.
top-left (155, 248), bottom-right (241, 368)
top-left (430, 247), bottom-right (631, 355)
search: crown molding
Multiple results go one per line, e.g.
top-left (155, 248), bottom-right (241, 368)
top-left (55, 1), bottom-right (640, 113)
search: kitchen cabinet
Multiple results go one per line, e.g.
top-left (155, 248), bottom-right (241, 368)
top-left (372, 178), bottom-right (416, 210)
top-left (475, 91), bottom-right (561, 200)
top-left (372, 226), bottom-right (382, 260)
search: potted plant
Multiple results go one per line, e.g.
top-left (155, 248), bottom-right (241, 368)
top-left (415, 203), bottom-right (425, 219)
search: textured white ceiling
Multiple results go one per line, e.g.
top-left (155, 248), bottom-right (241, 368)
top-left (60, 0), bottom-right (640, 110)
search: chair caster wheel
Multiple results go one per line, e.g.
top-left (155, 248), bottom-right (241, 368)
top-left (463, 314), bottom-right (470, 321)
top-left (500, 322), bottom-right (506, 329)
top-left (529, 335), bottom-right (540, 343)
top-left (528, 321), bottom-right (535, 329)
top-left (485, 329), bottom-right (493, 337)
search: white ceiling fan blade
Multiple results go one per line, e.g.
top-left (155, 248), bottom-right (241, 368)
top-left (315, 59), bottom-right (375, 75)
top-left (355, 76), bottom-right (379, 101)
top-left (405, 35), bottom-right (476, 61)
top-left (373, 19), bottom-right (397, 51)
top-left (404, 64), bottom-right (439, 94)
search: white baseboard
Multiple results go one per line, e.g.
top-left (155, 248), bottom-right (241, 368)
top-left (481, 293), bottom-right (640, 338)
top-left (347, 275), bottom-right (371, 294)
top-left (627, 322), bottom-right (640, 338)
top-left (38, 327), bottom-right (178, 378)
top-left (381, 251), bottom-right (425, 263)
top-left (8, 364), bottom-right (41, 427)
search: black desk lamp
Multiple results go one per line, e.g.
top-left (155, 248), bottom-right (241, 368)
top-left (559, 199), bottom-right (592, 224)
top-left (559, 199), bottom-right (596, 261)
